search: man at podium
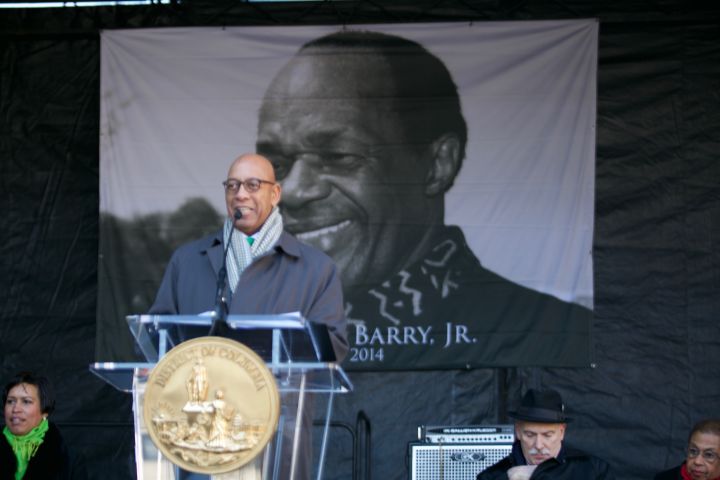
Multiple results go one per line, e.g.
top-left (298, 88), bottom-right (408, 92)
top-left (148, 152), bottom-right (348, 362)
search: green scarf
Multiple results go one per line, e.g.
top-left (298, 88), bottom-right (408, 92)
top-left (3, 417), bottom-right (48, 480)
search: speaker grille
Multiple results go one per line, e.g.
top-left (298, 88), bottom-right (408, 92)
top-left (409, 443), bottom-right (511, 480)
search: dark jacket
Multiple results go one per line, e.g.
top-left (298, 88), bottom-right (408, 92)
top-left (149, 229), bottom-right (348, 361)
top-left (343, 226), bottom-right (593, 370)
top-left (476, 441), bottom-right (615, 480)
top-left (0, 422), bottom-right (88, 480)
top-left (654, 465), bottom-right (682, 480)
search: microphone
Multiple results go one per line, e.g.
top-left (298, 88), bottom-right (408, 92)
top-left (209, 209), bottom-right (242, 336)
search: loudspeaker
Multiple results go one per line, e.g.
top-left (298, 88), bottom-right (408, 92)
top-left (408, 443), bottom-right (511, 480)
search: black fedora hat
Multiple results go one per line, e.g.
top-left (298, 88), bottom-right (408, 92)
top-left (508, 389), bottom-right (571, 423)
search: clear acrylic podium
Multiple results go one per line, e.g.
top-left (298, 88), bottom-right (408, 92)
top-left (91, 313), bottom-right (352, 480)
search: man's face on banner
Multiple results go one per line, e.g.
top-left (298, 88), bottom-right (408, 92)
top-left (257, 51), bottom-right (432, 289)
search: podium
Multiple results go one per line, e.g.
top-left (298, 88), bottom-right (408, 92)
top-left (91, 313), bottom-right (352, 480)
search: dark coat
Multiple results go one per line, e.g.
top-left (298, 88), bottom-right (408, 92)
top-left (476, 441), bottom-right (615, 480)
top-left (654, 465), bottom-right (682, 480)
top-left (0, 422), bottom-right (88, 480)
top-left (343, 226), bottom-right (593, 370)
top-left (148, 229), bottom-right (348, 361)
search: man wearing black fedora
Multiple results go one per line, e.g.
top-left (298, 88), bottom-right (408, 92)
top-left (476, 389), bottom-right (615, 480)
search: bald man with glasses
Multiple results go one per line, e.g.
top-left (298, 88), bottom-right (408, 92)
top-left (656, 419), bottom-right (720, 480)
top-left (148, 153), bottom-right (349, 362)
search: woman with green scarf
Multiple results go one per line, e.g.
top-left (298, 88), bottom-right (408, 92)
top-left (0, 372), bottom-right (87, 480)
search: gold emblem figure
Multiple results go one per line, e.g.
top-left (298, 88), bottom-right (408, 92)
top-left (184, 356), bottom-right (209, 411)
top-left (143, 337), bottom-right (280, 474)
top-left (207, 389), bottom-right (233, 449)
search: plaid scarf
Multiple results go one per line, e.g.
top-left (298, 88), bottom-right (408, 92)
top-left (223, 207), bottom-right (283, 294)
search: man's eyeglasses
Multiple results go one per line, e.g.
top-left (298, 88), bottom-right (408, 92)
top-left (688, 447), bottom-right (720, 463)
top-left (223, 178), bottom-right (275, 194)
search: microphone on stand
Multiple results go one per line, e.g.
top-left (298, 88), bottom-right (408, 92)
top-left (209, 208), bottom-right (242, 336)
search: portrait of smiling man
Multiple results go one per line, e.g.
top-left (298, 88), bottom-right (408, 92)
top-left (256, 30), bottom-right (593, 370)
top-left (257, 33), bottom-right (462, 293)
top-left (97, 22), bottom-right (596, 372)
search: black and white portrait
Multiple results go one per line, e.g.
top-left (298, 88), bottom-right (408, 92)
top-left (98, 21), bottom-right (597, 370)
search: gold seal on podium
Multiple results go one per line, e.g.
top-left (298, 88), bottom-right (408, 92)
top-left (143, 336), bottom-right (280, 475)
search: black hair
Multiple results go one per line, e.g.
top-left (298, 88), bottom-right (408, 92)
top-left (296, 30), bottom-right (468, 162)
top-left (690, 419), bottom-right (720, 441)
top-left (3, 371), bottom-right (56, 416)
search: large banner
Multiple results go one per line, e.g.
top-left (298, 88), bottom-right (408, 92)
top-left (98, 21), bottom-right (597, 370)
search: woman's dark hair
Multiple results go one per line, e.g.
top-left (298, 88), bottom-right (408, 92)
top-left (2, 371), bottom-right (55, 415)
top-left (690, 419), bottom-right (720, 440)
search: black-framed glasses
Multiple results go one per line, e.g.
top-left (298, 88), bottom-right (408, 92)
top-left (222, 178), bottom-right (275, 194)
top-left (688, 447), bottom-right (720, 463)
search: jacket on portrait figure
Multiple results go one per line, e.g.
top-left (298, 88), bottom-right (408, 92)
top-left (344, 226), bottom-right (592, 370)
top-left (476, 440), bottom-right (615, 480)
top-left (0, 422), bottom-right (88, 480)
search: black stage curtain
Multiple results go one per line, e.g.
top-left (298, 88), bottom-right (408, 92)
top-left (1, 2), bottom-right (719, 479)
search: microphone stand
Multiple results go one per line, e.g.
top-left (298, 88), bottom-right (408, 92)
top-left (209, 209), bottom-right (242, 337)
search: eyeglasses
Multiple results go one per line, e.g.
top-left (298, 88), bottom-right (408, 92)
top-left (688, 447), bottom-right (720, 463)
top-left (223, 178), bottom-right (275, 194)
